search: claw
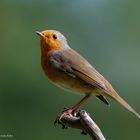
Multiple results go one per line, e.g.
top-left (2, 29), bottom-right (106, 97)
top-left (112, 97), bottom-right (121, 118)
top-left (63, 106), bottom-right (69, 110)
top-left (54, 116), bottom-right (60, 125)
top-left (62, 125), bottom-right (68, 129)
top-left (81, 131), bottom-right (87, 135)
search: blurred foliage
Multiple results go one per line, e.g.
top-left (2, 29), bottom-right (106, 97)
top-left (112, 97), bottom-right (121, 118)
top-left (0, 0), bottom-right (140, 140)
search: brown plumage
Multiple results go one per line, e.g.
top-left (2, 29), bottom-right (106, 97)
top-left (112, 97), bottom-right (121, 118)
top-left (36, 30), bottom-right (140, 119)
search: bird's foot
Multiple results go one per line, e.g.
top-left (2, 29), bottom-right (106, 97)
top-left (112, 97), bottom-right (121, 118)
top-left (54, 107), bottom-right (77, 125)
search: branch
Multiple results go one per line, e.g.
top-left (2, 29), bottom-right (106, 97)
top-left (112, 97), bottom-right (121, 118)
top-left (55, 110), bottom-right (106, 140)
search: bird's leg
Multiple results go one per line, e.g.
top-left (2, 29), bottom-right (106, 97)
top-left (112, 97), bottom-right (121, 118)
top-left (54, 94), bottom-right (91, 124)
top-left (70, 94), bottom-right (91, 115)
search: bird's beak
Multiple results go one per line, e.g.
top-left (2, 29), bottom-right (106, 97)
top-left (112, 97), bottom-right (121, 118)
top-left (36, 31), bottom-right (44, 38)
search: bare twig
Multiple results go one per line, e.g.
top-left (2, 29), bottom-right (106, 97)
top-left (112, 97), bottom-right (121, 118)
top-left (55, 110), bottom-right (106, 140)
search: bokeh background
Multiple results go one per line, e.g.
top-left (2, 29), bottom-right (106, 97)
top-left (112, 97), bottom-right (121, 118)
top-left (0, 0), bottom-right (140, 140)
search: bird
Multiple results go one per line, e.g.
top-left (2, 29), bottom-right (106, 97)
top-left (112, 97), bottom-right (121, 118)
top-left (36, 30), bottom-right (140, 119)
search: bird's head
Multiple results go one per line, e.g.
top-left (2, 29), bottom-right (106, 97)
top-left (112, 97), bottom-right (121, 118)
top-left (36, 30), bottom-right (69, 53)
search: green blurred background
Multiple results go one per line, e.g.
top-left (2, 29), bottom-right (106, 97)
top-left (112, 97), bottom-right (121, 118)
top-left (0, 0), bottom-right (140, 140)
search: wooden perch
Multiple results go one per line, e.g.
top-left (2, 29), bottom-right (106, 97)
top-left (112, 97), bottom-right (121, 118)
top-left (55, 110), bottom-right (106, 140)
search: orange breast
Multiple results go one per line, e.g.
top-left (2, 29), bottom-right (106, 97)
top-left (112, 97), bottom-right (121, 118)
top-left (41, 52), bottom-right (60, 83)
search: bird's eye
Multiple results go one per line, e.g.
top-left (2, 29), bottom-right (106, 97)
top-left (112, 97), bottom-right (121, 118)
top-left (52, 34), bottom-right (57, 40)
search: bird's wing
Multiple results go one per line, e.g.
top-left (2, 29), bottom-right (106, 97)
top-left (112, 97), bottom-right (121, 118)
top-left (61, 48), bottom-right (114, 95)
top-left (49, 48), bottom-right (113, 98)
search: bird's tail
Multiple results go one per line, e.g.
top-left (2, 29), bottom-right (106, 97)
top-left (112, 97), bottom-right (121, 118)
top-left (104, 82), bottom-right (140, 119)
top-left (112, 93), bottom-right (140, 119)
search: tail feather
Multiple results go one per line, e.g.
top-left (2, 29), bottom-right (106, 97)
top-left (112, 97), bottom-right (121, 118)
top-left (113, 94), bottom-right (140, 119)
top-left (103, 82), bottom-right (140, 119)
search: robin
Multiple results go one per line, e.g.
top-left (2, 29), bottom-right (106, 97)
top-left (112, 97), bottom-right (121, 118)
top-left (36, 30), bottom-right (140, 119)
